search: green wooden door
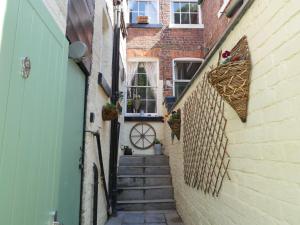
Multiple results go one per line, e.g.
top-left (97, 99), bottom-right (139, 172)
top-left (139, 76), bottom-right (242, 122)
top-left (0, 1), bottom-right (84, 225)
top-left (58, 60), bottom-right (86, 225)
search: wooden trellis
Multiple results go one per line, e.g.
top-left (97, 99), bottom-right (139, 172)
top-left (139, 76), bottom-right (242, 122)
top-left (183, 73), bottom-right (230, 197)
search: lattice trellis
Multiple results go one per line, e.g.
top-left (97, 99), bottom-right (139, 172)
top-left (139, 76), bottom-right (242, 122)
top-left (183, 73), bottom-right (230, 197)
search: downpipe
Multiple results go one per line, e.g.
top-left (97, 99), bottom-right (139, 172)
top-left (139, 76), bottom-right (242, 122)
top-left (108, 3), bottom-right (121, 216)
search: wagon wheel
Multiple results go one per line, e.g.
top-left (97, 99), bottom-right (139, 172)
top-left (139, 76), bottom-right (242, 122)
top-left (129, 122), bottom-right (156, 150)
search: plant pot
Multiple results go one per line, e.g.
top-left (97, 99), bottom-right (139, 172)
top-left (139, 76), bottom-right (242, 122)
top-left (102, 107), bottom-right (118, 121)
top-left (154, 144), bottom-right (162, 155)
top-left (137, 16), bottom-right (149, 24)
top-left (124, 147), bottom-right (133, 155)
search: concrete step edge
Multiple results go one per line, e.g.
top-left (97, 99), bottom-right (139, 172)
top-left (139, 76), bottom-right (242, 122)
top-left (118, 175), bottom-right (171, 178)
top-left (117, 199), bottom-right (175, 204)
top-left (117, 185), bottom-right (173, 190)
top-left (118, 165), bottom-right (170, 168)
top-left (120, 155), bottom-right (169, 158)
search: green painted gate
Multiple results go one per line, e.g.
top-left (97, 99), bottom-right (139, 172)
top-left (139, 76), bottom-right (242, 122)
top-left (0, 1), bottom-right (85, 224)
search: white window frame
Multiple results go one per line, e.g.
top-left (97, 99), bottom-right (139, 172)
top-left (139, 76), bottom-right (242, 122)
top-left (128, 0), bottom-right (160, 24)
top-left (218, 0), bottom-right (230, 18)
top-left (169, 0), bottom-right (204, 29)
top-left (126, 58), bottom-right (160, 117)
top-left (172, 58), bottom-right (204, 96)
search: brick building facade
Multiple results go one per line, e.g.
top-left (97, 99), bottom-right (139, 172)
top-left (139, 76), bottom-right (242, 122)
top-left (201, 0), bottom-right (231, 53)
top-left (127, 0), bottom-right (204, 97)
top-left (126, 0), bottom-right (237, 98)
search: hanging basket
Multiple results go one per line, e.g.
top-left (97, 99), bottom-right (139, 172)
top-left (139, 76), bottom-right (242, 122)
top-left (168, 119), bottom-right (181, 140)
top-left (207, 36), bottom-right (251, 122)
top-left (168, 109), bottom-right (181, 140)
top-left (102, 105), bottom-right (118, 121)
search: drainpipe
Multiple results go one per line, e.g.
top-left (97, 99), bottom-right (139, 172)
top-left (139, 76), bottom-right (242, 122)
top-left (108, 2), bottom-right (121, 215)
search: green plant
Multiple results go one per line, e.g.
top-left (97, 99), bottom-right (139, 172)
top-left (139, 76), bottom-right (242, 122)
top-left (103, 102), bottom-right (117, 109)
top-left (154, 138), bottom-right (161, 145)
top-left (169, 110), bottom-right (180, 122)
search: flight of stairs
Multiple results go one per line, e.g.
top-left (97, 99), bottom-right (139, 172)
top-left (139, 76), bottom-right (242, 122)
top-left (116, 155), bottom-right (176, 211)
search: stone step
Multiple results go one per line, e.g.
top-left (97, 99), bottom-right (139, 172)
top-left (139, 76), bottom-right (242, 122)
top-left (117, 175), bottom-right (172, 187)
top-left (117, 199), bottom-right (176, 211)
top-left (118, 166), bottom-right (170, 175)
top-left (119, 155), bottom-right (169, 166)
top-left (118, 185), bottom-right (172, 190)
top-left (117, 186), bottom-right (174, 201)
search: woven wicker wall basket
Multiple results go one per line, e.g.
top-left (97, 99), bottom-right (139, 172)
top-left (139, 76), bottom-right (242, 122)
top-left (168, 119), bottom-right (181, 140)
top-left (208, 36), bottom-right (251, 122)
top-left (168, 109), bottom-right (181, 140)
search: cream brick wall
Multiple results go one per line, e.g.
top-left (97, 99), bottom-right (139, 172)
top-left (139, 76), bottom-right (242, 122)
top-left (164, 1), bottom-right (300, 225)
top-left (0, 1), bottom-right (7, 46)
top-left (43, 0), bottom-right (67, 32)
top-left (81, 1), bottom-right (117, 225)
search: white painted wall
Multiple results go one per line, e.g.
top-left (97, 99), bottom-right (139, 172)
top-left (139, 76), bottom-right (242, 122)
top-left (43, 0), bottom-right (68, 33)
top-left (0, 0), bottom-right (7, 48)
top-left (42, 1), bottom-right (127, 224)
top-left (164, 1), bottom-right (300, 225)
top-left (119, 57), bottom-right (165, 155)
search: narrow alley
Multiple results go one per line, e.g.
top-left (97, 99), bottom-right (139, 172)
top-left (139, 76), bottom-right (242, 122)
top-left (1, 0), bottom-right (300, 225)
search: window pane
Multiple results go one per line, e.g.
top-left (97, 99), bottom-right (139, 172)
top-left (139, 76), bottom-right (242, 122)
top-left (180, 2), bottom-right (189, 12)
top-left (126, 62), bottom-right (158, 114)
top-left (130, 11), bottom-right (138, 23)
top-left (126, 87), bottom-right (157, 113)
top-left (146, 1), bottom-right (158, 23)
top-left (141, 100), bottom-right (156, 113)
top-left (190, 3), bottom-right (198, 12)
top-left (175, 62), bottom-right (202, 80)
top-left (129, 0), bottom-right (138, 11)
top-left (174, 13), bottom-right (180, 24)
top-left (175, 82), bottom-right (188, 98)
top-left (139, 1), bottom-right (146, 12)
top-left (181, 13), bottom-right (190, 24)
top-left (173, 2), bottom-right (181, 13)
top-left (191, 13), bottom-right (198, 24)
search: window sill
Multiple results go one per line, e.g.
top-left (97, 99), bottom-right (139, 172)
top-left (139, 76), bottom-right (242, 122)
top-left (169, 24), bottom-right (204, 29)
top-left (128, 23), bottom-right (163, 29)
top-left (218, 0), bottom-right (231, 18)
top-left (124, 116), bottom-right (164, 122)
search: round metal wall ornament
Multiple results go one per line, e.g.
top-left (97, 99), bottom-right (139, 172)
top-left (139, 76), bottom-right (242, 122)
top-left (21, 57), bottom-right (31, 79)
top-left (129, 122), bottom-right (156, 150)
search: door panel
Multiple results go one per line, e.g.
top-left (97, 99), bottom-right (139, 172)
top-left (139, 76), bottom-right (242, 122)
top-left (0, 0), bottom-right (84, 225)
top-left (58, 60), bottom-right (85, 225)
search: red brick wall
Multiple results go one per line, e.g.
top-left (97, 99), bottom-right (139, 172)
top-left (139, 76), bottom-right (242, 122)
top-left (127, 0), bottom-right (204, 96)
top-left (127, 0), bottom-right (239, 96)
top-left (201, 0), bottom-right (234, 52)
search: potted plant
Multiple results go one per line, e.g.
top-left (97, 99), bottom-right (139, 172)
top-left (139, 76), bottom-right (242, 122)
top-left (133, 95), bottom-right (141, 113)
top-left (153, 138), bottom-right (163, 155)
top-left (137, 16), bottom-right (149, 24)
top-left (102, 102), bottom-right (118, 121)
top-left (127, 99), bottom-right (133, 113)
top-left (121, 145), bottom-right (133, 155)
top-left (168, 109), bottom-right (181, 140)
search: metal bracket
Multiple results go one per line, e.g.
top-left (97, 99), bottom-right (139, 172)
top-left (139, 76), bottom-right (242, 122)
top-left (21, 57), bottom-right (31, 79)
top-left (49, 211), bottom-right (62, 225)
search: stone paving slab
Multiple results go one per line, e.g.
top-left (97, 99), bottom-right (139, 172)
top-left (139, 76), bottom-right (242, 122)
top-left (145, 213), bottom-right (165, 223)
top-left (107, 210), bottom-right (183, 225)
